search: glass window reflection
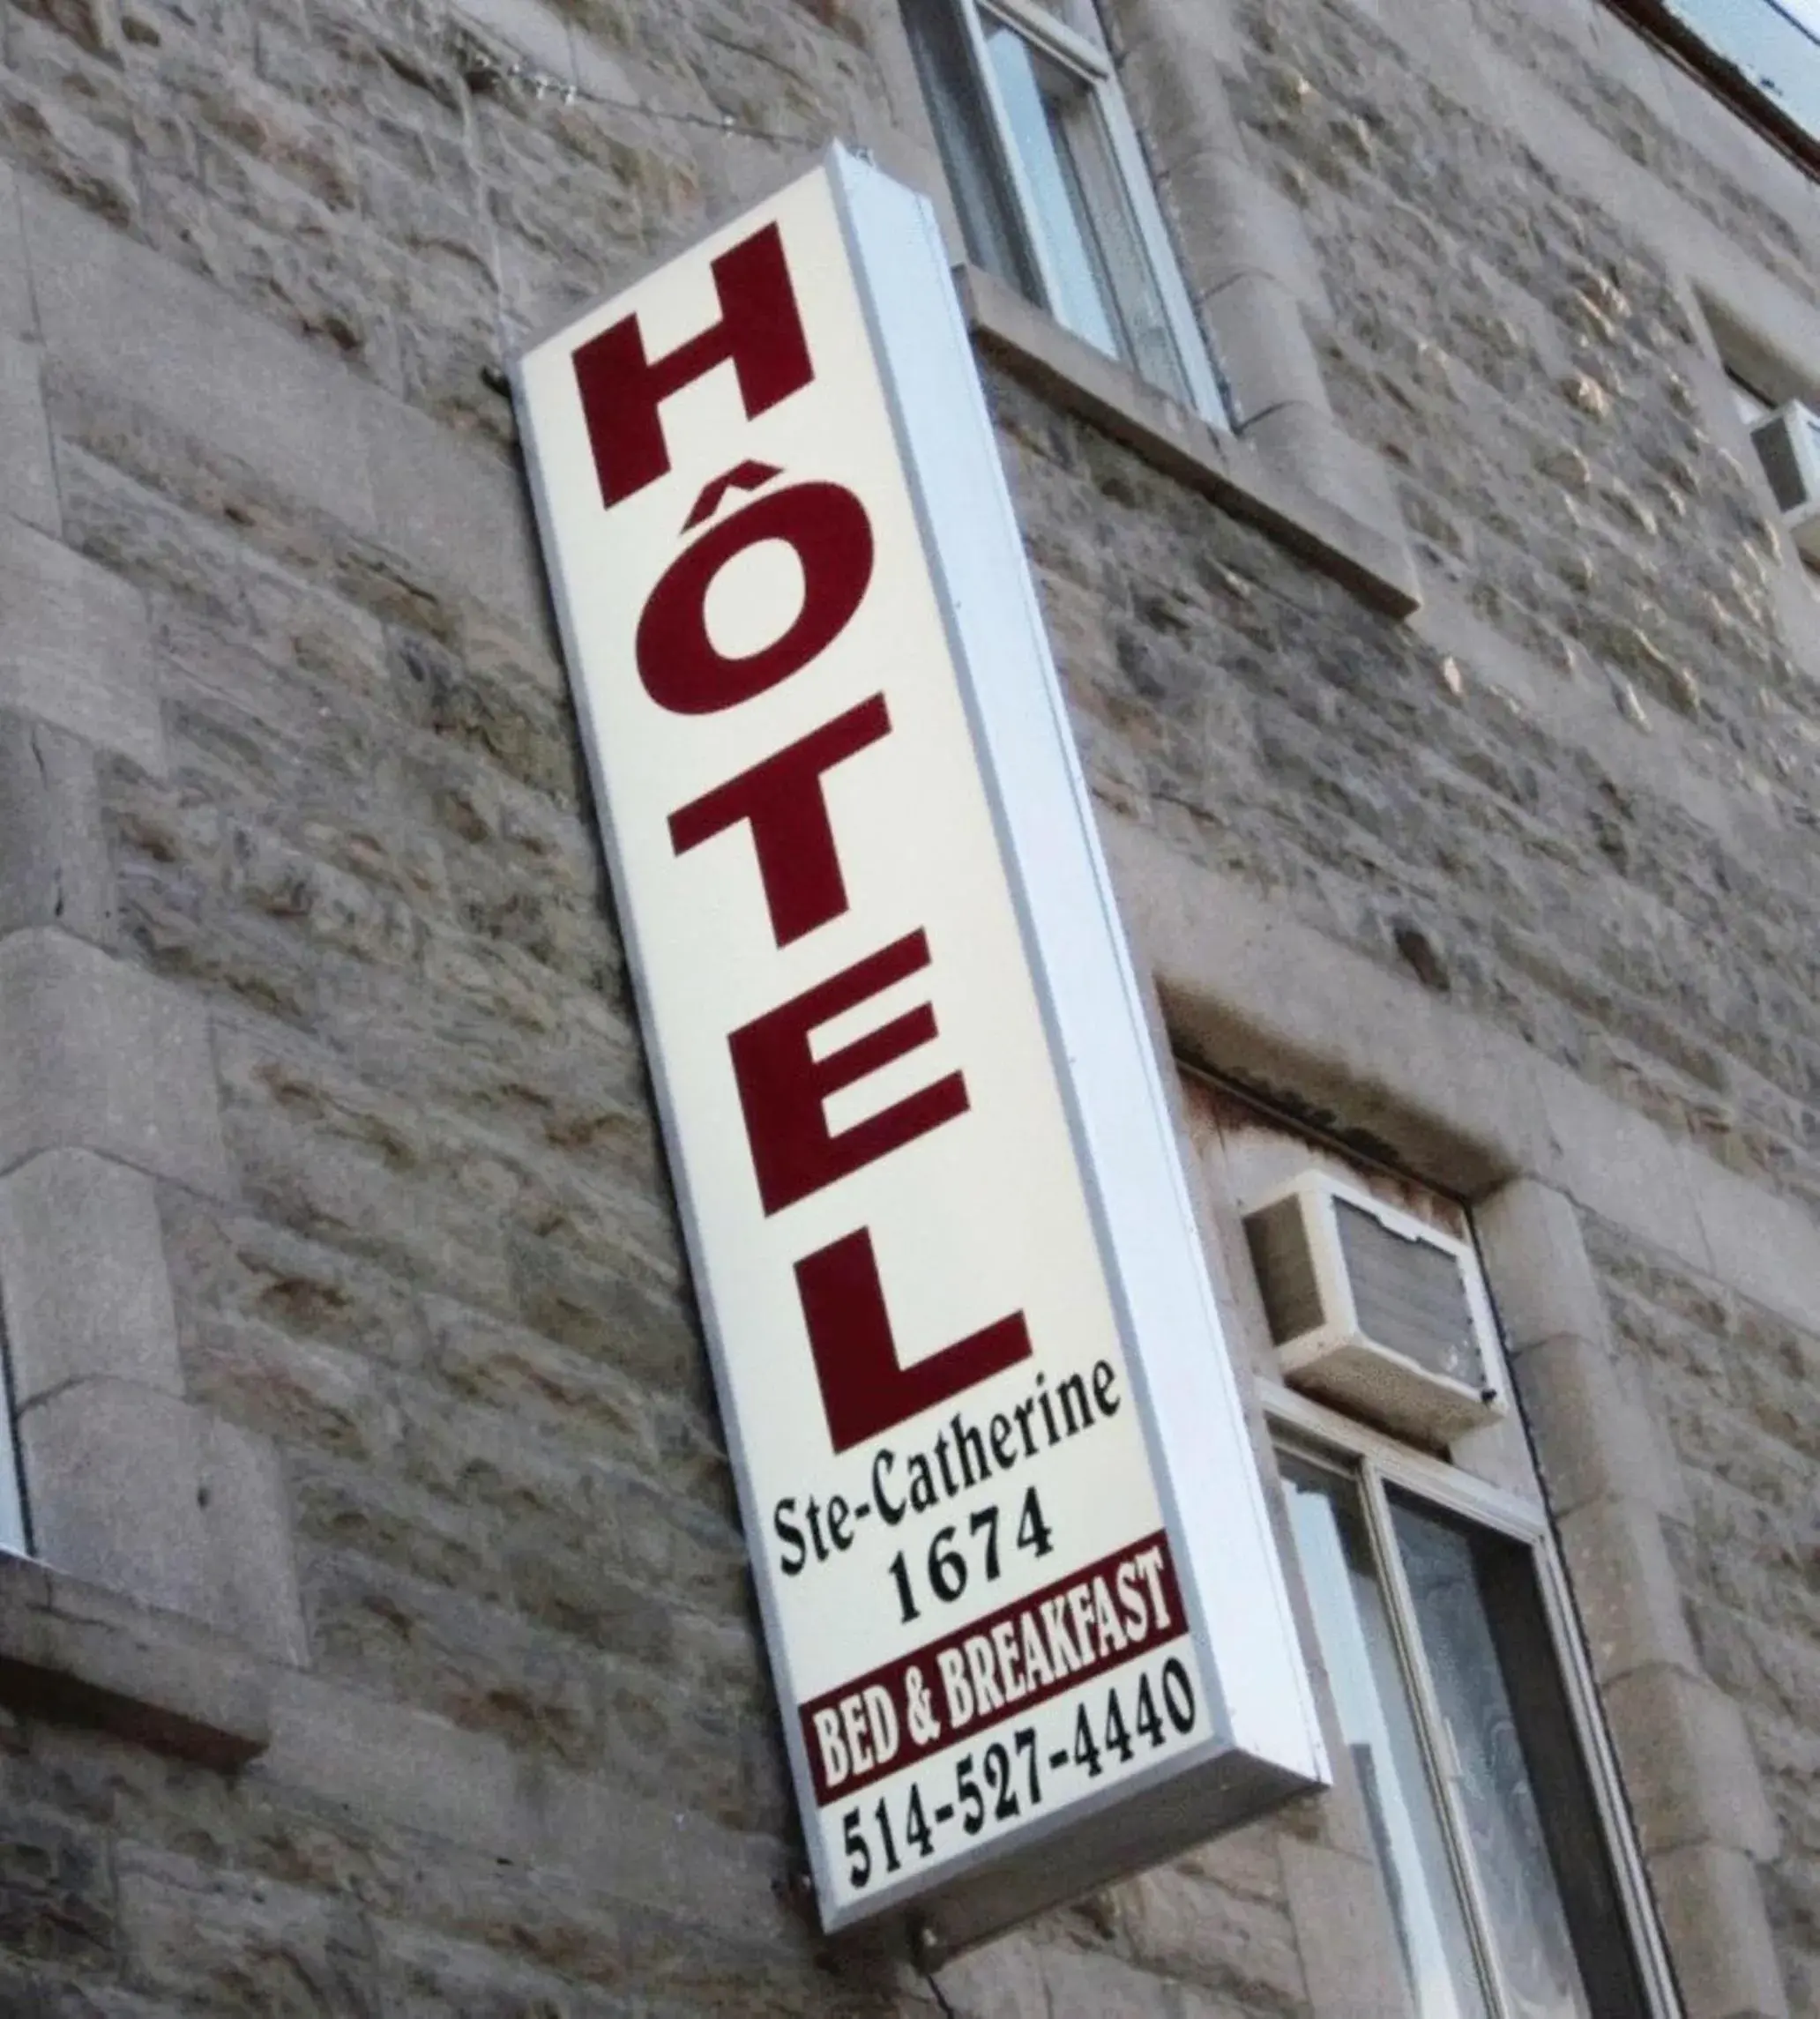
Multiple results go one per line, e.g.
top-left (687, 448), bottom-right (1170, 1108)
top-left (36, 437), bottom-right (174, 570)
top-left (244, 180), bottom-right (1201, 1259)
top-left (1281, 1454), bottom-right (1490, 2019)
top-left (979, 16), bottom-right (1191, 401)
top-left (1281, 1449), bottom-right (1654, 2019)
top-left (1389, 1496), bottom-right (1650, 2019)
top-left (900, 0), bottom-right (1042, 298)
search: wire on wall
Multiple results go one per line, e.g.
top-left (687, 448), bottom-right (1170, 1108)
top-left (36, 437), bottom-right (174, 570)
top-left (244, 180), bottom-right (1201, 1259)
top-left (918, 1963), bottom-right (959, 2019)
top-left (449, 26), bottom-right (824, 149)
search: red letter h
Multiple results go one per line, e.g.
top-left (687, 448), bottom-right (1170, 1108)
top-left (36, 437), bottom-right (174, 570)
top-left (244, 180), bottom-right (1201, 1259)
top-left (573, 222), bottom-right (813, 510)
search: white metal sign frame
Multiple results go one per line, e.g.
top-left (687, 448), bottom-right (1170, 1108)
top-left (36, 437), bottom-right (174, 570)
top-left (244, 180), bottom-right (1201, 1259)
top-left (512, 148), bottom-right (1324, 1954)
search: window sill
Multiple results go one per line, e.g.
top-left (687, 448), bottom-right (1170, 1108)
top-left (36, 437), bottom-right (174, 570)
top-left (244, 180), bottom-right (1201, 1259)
top-left (957, 264), bottom-right (1421, 618)
top-left (0, 1552), bottom-right (272, 1769)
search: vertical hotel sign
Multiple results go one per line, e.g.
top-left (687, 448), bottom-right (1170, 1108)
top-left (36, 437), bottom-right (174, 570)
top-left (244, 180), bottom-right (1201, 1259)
top-left (513, 152), bottom-right (1324, 1948)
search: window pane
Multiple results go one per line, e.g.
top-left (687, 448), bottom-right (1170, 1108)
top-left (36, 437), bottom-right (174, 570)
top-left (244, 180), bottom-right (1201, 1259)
top-left (979, 18), bottom-right (1191, 402)
top-left (899, 0), bottom-right (1042, 299)
top-left (1280, 1454), bottom-right (1490, 2019)
top-left (980, 19), bottom-right (1119, 353)
top-left (1390, 1497), bottom-right (1650, 2019)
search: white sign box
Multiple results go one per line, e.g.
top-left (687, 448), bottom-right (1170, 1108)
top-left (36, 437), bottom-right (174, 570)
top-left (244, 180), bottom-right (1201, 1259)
top-left (512, 149), bottom-right (1325, 1952)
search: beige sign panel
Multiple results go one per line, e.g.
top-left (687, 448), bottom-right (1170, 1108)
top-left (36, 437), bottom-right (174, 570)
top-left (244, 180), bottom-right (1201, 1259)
top-left (512, 150), bottom-right (1325, 1953)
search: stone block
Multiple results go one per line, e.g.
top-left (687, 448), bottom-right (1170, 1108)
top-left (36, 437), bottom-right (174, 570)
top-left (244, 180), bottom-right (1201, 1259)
top-left (1649, 1841), bottom-right (1790, 2019)
top-left (305, 1547), bottom-right (606, 1769)
top-left (116, 1844), bottom-right (376, 2009)
top-left (1120, 55), bottom-right (1247, 186)
top-left (1206, 272), bottom-right (1329, 424)
top-left (1239, 398), bottom-right (1402, 534)
top-left (362, 391), bottom-right (544, 632)
top-left (1040, 1945), bottom-right (1177, 2019)
top-left (264, 1669), bottom-right (787, 1942)
top-left (18, 1381), bottom-right (218, 1622)
top-left (1121, 1862), bottom-right (1305, 2008)
top-left (854, 122), bottom-right (951, 253)
top-left (1556, 1494), bottom-right (1700, 1683)
top-left (1686, 1156), bottom-right (1820, 1342)
top-left (1531, 1060), bottom-right (1710, 1279)
top-left (373, 1920), bottom-right (593, 2017)
top-left (1280, 1838), bottom-right (1406, 2019)
top-left (0, 163), bottom-right (28, 343)
top-left (265, 1670), bottom-right (541, 1866)
top-left (0, 334), bottom-right (57, 535)
top-left (1108, 820), bottom-right (1550, 1194)
top-left (1103, 0), bottom-right (1246, 125)
top-left (450, 0), bottom-right (577, 82)
top-left (1603, 1665), bottom-right (1780, 1862)
top-left (962, 270), bottom-right (1418, 613)
top-left (1170, 1992), bottom-right (1257, 2019)
top-left (1515, 1331), bottom-right (1690, 1520)
top-left (1641, 29), bottom-right (1809, 235)
top-left (0, 512), bottom-right (162, 771)
top-left (963, 260), bottom-right (1221, 449)
top-left (566, 33), bottom-right (640, 125)
top-left (0, 1146), bottom-right (183, 1407)
top-left (0, 929), bottom-right (232, 1196)
top-left (199, 1416), bottom-right (310, 1669)
top-left (161, 1193), bottom-right (433, 1375)
top-left (530, 1744), bottom-right (785, 1940)
top-left (933, 1932), bottom-right (1049, 2019)
top-left (0, 1553), bottom-right (271, 1768)
top-left (20, 181), bottom-right (377, 536)
top-left (1162, 148), bottom-right (1330, 324)
top-left (1474, 1177), bottom-right (1611, 1355)
top-left (0, 713), bottom-right (115, 945)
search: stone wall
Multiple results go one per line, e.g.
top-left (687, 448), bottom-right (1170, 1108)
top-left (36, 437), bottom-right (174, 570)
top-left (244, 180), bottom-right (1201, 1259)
top-left (1589, 1218), bottom-right (1820, 2017)
top-left (0, 0), bottom-right (1812, 2010)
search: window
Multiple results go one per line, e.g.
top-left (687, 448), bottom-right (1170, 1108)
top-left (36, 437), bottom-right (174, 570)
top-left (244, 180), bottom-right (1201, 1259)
top-left (1603, 0), bottom-right (1820, 159)
top-left (1277, 1437), bottom-right (1656, 2019)
top-left (1660, 0), bottom-right (1820, 142)
top-left (1192, 1078), bottom-right (1676, 2019)
top-left (899, 0), bottom-right (1226, 421)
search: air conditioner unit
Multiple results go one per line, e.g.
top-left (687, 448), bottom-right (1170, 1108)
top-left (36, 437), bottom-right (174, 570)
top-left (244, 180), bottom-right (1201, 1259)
top-left (1748, 402), bottom-right (1820, 562)
top-left (1242, 1173), bottom-right (1506, 1447)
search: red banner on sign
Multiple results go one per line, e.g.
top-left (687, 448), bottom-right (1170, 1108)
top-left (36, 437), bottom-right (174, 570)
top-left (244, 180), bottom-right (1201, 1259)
top-left (799, 1531), bottom-right (1188, 1805)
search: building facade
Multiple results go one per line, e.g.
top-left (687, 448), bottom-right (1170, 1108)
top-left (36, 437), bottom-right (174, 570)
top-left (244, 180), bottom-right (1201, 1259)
top-left (0, 0), bottom-right (1814, 2008)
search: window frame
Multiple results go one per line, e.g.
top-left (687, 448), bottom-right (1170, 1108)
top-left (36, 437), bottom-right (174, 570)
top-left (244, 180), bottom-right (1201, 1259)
top-left (912, 0), bottom-right (1228, 424)
top-left (1265, 1376), bottom-right (1684, 2019)
top-left (1600, 0), bottom-right (1820, 173)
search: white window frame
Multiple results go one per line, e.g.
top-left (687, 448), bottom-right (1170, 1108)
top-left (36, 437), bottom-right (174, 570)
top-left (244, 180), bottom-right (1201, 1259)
top-left (0, 1352), bottom-right (25, 1558)
top-left (1265, 1376), bottom-right (1683, 2019)
top-left (922, 0), bottom-right (1227, 423)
